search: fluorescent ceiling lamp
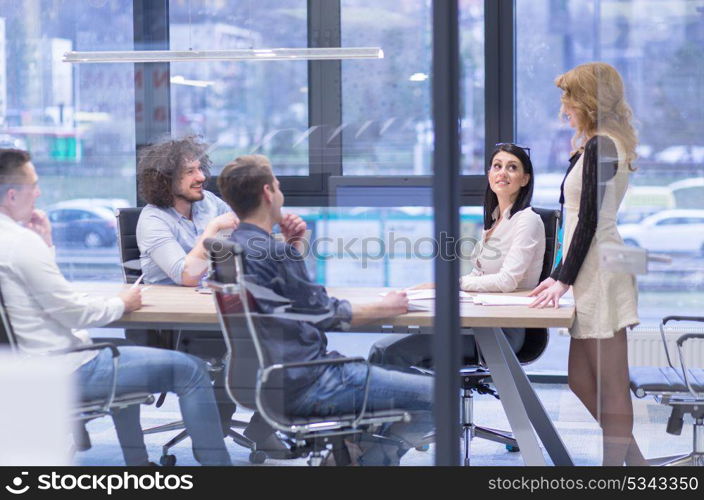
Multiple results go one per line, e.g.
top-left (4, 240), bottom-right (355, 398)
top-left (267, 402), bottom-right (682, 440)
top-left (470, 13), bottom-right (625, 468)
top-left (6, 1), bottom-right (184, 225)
top-left (171, 75), bottom-right (215, 88)
top-left (409, 72), bottom-right (428, 82)
top-left (63, 47), bottom-right (384, 64)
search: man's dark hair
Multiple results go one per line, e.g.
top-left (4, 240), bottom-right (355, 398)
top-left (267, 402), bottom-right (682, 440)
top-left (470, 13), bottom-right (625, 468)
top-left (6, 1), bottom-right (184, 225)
top-left (0, 149), bottom-right (32, 199)
top-left (137, 136), bottom-right (212, 208)
top-left (217, 155), bottom-right (275, 218)
top-left (483, 143), bottom-right (535, 230)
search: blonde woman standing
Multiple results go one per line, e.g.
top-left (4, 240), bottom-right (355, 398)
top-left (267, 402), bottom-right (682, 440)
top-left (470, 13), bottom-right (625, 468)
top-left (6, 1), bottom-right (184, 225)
top-left (529, 62), bottom-right (646, 466)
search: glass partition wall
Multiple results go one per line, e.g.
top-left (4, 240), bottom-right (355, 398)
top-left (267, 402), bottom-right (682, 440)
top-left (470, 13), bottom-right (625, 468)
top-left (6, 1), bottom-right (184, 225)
top-left (3, 0), bottom-right (702, 467)
top-left (517, 0), bottom-right (704, 465)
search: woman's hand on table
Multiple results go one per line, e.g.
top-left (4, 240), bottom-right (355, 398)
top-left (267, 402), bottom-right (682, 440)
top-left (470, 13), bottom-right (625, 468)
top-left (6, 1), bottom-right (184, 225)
top-left (528, 277), bottom-right (569, 309)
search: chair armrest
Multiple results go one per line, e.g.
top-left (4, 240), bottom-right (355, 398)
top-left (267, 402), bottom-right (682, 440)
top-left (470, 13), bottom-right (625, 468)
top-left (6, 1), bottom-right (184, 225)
top-left (56, 342), bottom-right (119, 358)
top-left (663, 316), bottom-right (704, 325)
top-left (257, 356), bottom-right (372, 433)
top-left (675, 333), bottom-right (704, 397)
top-left (267, 356), bottom-right (366, 372)
top-left (259, 356), bottom-right (368, 389)
top-left (660, 316), bottom-right (704, 371)
top-left (54, 342), bottom-right (120, 414)
top-left (676, 333), bottom-right (704, 347)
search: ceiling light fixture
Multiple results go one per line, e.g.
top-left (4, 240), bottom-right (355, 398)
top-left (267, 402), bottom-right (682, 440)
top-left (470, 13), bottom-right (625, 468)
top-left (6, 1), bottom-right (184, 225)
top-left (170, 75), bottom-right (215, 88)
top-left (63, 47), bottom-right (384, 64)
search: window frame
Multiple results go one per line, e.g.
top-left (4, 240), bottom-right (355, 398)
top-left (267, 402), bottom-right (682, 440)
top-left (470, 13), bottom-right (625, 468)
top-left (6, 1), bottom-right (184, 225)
top-left (133, 0), bottom-right (509, 208)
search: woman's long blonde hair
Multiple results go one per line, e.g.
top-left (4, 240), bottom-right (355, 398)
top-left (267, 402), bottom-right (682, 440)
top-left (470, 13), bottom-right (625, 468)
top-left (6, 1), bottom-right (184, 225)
top-left (555, 62), bottom-right (637, 169)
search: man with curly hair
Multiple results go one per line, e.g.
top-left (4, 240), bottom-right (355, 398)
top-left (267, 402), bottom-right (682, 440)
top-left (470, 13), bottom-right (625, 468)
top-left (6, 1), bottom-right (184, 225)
top-left (137, 136), bottom-right (237, 286)
top-left (135, 136), bottom-right (291, 459)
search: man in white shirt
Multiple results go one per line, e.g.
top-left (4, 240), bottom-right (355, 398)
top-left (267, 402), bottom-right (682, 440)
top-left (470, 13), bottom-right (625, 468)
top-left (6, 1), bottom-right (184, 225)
top-left (0, 149), bottom-right (231, 466)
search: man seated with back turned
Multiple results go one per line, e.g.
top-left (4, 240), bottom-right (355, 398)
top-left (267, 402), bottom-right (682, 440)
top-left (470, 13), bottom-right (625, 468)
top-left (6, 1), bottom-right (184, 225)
top-left (135, 136), bottom-right (290, 458)
top-left (217, 154), bottom-right (434, 466)
top-left (0, 148), bottom-right (231, 466)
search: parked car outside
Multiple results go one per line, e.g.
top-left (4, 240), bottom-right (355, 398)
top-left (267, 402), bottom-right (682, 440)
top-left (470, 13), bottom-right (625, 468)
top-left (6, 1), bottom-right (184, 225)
top-left (49, 198), bottom-right (130, 214)
top-left (0, 134), bottom-right (28, 150)
top-left (654, 145), bottom-right (704, 164)
top-left (47, 203), bottom-right (119, 248)
top-left (618, 209), bottom-right (704, 255)
top-left (618, 185), bottom-right (676, 224)
top-left (669, 178), bottom-right (704, 210)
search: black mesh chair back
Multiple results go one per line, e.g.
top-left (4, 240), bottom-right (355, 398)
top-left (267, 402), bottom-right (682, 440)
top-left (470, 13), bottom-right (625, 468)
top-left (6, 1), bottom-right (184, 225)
top-left (533, 207), bottom-right (561, 283)
top-left (516, 207), bottom-right (561, 364)
top-left (116, 207), bottom-right (143, 284)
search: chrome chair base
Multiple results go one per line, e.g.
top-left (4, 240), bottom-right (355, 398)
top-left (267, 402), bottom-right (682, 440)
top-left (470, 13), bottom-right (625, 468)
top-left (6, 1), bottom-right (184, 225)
top-left (648, 418), bottom-right (704, 466)
top-left (460, 372), bottom-right (519, 466)
top-left (147, 418), bottom-right (256, 465)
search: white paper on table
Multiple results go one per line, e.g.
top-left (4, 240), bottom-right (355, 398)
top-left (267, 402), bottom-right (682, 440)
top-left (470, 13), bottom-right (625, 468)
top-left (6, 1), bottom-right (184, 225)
top-left (407, 301), bottom-right (432, 312)
top-left (472, 294), bottom-right (574, 307)
top-left (405, 289), bottom-right (435, 300)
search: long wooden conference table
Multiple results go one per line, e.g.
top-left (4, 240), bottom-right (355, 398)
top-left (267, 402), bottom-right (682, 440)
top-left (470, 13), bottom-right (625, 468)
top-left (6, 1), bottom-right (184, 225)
top-left (86, 283), bottom-right (575, 466)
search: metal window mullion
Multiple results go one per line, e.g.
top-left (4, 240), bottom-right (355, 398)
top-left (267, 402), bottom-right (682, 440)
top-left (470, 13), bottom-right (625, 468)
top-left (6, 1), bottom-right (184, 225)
top-left (307, 0), bottom-right (342, 204)
top-left (484, 0), bottom-right (515, 162)
top-left (133, 0), bottom-right (171, 206)
top-left (432, 0), bottom-right (461, 466)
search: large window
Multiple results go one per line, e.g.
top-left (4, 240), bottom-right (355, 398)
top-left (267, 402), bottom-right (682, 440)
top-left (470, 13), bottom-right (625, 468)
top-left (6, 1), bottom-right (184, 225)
top-left (1, 0), bottom-right (136, 281)
top-left (517, 0), bottom-right (704, 375)
top-left (460, 0), bottom-right (485, 173)
top-left (340, 0), bottom-right (433, 175)
top-left (340, 0), bottom-right (484, 175)
top-left (169, 0), bottom-right (308, 175)
top-left (328, 0), bottom-right (483, 292)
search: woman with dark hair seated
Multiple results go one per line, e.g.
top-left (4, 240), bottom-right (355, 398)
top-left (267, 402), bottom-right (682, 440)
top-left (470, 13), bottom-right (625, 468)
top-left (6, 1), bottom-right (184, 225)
top-left (369, 143), bottom-right (545, 368)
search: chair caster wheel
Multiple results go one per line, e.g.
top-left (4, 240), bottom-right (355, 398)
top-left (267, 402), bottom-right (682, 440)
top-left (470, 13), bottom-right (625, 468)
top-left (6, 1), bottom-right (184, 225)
top-left (160, 454), bottom-right (177, 466)
top-left (415, 444), bottom-right (430, 452)
top-left (249, 451), bottom-right (267, 464)
top-left (506, 445), bottom-right (520, 453)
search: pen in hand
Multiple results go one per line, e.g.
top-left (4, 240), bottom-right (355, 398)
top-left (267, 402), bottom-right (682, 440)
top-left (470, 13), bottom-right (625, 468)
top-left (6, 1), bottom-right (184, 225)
top-left (131, 274), bottom-right (144, 289)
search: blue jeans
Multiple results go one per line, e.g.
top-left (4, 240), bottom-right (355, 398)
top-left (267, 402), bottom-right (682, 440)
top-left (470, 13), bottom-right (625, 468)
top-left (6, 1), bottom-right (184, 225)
top-left (288, 363), bottom-right (433, 465)
top-left (77, 346), bottom-right (231, 466)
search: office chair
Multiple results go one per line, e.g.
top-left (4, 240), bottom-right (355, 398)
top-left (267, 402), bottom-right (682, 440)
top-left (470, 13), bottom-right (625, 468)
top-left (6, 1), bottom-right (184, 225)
top-left (116, 207), bottom-right (256, 465)
top-left (204, 238), bottom-right (413, 466)
top-left (0, 281), bottom-right (154, 455)
top-left (630, 316), bottom-right (704, 466)
top-left (116, 207), bottom-right (143, 284)
top-left (458, 207), bottom-right (559, 465)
